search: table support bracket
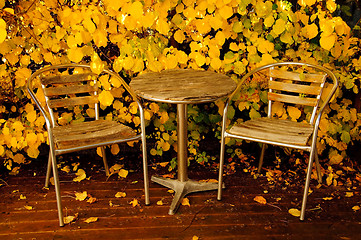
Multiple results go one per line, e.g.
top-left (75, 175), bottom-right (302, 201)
top-left (151, 176), bottom-right (224, 215)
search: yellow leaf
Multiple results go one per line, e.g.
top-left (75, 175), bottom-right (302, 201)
top-left (118, 169), bottom-right (129, 178)
top-left (129, 1), bottom-right (143, 19)
top-left (352, 206), bottom-right (360, 212)
top-left (192, 236), bottom-right (199, 240)
top-left (322, 197), bottom-right (333, 200)
top-left (83, 18), bottom-right (96, 33)
top-left (287, 106), bottom-right (301, 121)
top-left (181, 198), bottom-right (190, 206)
top-left (320, 33), bottom-right (336, 51)
top-left (111, 144), bottom-right (120, 155)
top-left (115, 192), bottom-right (126, 198)
top-left (254, 196), bottom-right (267, 204)
top-left (73, 169), bottom-right (86, 182)
top-left (272, 19), bottom-right (286, 35)
top-left (63, 214), bottom-right (78, 224)
top-left (159, 162), bottom-right (169, 167)
top-left (0, 18), bottom-right (6, 43)
top-left (129, 198), bottom-right (139, 207)
top-left (288, 208), bottom-right (301, 217)
top-left (345, 192), bottom-right (354, 197)
top-left (98, 90), bottom-right (114, 107)
top-left (24, 205), bottom-right (33, 210)
top-left (19, 194), bottom-right (26, 200)
top-left (219, 5), bottom-right (233, 19)
top-left (75, 191), bottom-right (88, 201)
top-left (84, 217), bottom-right (98, 223)
top-left (156, 200), bottom-right (164, 205)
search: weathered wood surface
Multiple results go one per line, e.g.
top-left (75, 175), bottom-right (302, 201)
top-left (52, 120), bottom-right (138, 150)
top-left (0, 166), bottom-right (360, 240)
top-left (130, 69), bottom-right (237, 103)
top-left (229, 118), bottom-right (314, 146)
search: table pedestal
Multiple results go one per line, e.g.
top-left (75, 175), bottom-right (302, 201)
top-left (151, 104), bottom-right (222, 215)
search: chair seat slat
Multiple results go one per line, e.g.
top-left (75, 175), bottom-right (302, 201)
top-left (269, 69), bottom-right (327, 83)
top-left (48, 96), bottom-right (98, 108)
top-left (44, 85), bottom-right (98, 96)
top-left (228, 118), bottom-right (314, 146)
top-left (269, 81), bottom-right (322, 95)
top-left (52, 120), bottom-right (137, 150)
top-left (41, 73), bottom-right (96, 85)
top-left (268, 92), bottom-right (317, 106)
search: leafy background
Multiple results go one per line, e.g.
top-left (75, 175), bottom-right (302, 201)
top-left (0, 0), bottom-right (360, 183)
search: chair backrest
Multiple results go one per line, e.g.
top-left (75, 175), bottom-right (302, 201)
top-left (27, 64), bottom-right (138, 128)
top-left (267, 65), bottom-right (327, 124)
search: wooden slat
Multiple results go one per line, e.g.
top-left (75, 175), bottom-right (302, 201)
top-left (228, 118), bottom-right (314, 145)
top-left (47, 96), bottom-right (98, 108)
top-left (268, 92), bottom-right (318, 106)
top-left (44, 85), bottom-right (98, 97)
top-left (52, 120), bottom-right (138, 149)
top-left (269, 81), bottom-right (322, 95)
top-left (269, 69), bottom-right (327, 83)
top-left (41, 73), bottom-right (96, 85)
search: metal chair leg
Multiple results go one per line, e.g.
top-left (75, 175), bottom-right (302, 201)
top-left (300, 147), bottom-right (316, 221)
top-left (258, 144), bottom-right (267, 173)
top-left (142, 133), bottom-right (150, 205)
top-left (45, 154), bottom-right (52, 188)
top-left (314, 149), bottom-right (322, 184)
top-left (50, 150), bottom-right (64, 227)
top-left (217, 134), bottom-right (226, 201)
top-left (101, 147), bottom-right (109, 176)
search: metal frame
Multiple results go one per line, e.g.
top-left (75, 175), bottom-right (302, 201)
top-left (217, 62), bottom-right (338, 220)
top-left (27, 64), bottom-right (149, 226)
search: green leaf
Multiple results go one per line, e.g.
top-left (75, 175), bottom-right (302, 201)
top-left (341, 131), bottom-right (351, 144)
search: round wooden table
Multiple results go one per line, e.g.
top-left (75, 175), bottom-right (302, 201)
top-left (130, 69), bottom-right (236, 215)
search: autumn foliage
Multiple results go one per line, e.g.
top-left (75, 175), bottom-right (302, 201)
top-left (0, 0), bottom-right (360, 174)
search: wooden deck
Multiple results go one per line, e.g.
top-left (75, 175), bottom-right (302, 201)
top-left (0, 153), bottom-right (360, 240)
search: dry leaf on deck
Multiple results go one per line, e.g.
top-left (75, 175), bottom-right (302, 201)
top-left (129, 199), bottom-right (139, 207)
top-left (157, 200), bottom-right (164, 206)
top-left (73, 169), bottom-right (86, 182)
top-left (192, 236), bottom-right (199, 240)
top-left (323, 197), bottom-right (333, 201)
top-left (288, 208), bottom-right (301, 217)
top-left (24, 205), bottom-right (33, 210)
top-left (352, 206), bottom-right (360, 212)
top-left (115, 192), bottom-right (126, 198)
top-left (87, 195), bottom-right (97, 204)
top-left (254, 196), bottom-right (267, 205)
top-left (118, 169), bottom-right (129, 178)
top-left (19, 194), bottom-right (26, 200)
top-left (181, 198), bottom-right (190, 206)
top-left (199, 179), bottom-right (218, 183)
top-left (75, 191), bottom-right (88, 201)
top-left (63, 214), bottom-right (78, 224)
top-left (84, 217), bottom-right (98, 223)
top-left (345, 192), bottom-right (354, 197)
top-left (159, 162), bottom-right (169, 167)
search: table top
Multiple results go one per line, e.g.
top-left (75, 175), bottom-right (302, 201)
top-left (130, 69), bottom-right (237, 104)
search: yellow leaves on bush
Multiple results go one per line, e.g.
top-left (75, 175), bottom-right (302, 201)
top-left (15, 68), bottom-right (32, 88)
top-left (320, 33), bottom-right (336, 51)
top-left (298, 0), bottom-right (316, 7)
top-left (174, 30), bottom-right (185, 44)
top-left (98, 90), bottom-right (114, 107)
top-left (218, 5), bottom-right (233, 20)
top-left (264, 15), bottom-right (275, 28)
top-left (287, 106), bottom-right (301, 121)
top-left (303, 23), bottom-right (318, 39)
top-left (326, 0), bottom-right (337, 13)
top-left (156, 19), bottom-right (170, 36)
top-left (0, 18), bottom-right (6, 43)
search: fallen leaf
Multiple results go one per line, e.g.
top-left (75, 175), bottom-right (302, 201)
top-left (352, 206), bottom-right (360, 212)
top-left (84, 217), bottom-right (98, 223)
top-left (63, 214), bottom-right (78, 224)
top-left (199, 179), bottom-right (218, 183)
top-left (254, 196), bottom-right (267, 205)
top-left (159, 162), bottom-right (169, 167)
top-left (157, 200), bottom-right (164, 205)
top-left (192, 236), bottom-right (199, 240)
top-left (168, 190), bottom-right (174, 194)
top-left (345, 192), bottom-right (354, 197)
top-left (118, 169), bottom-right (129, 178)
top-left (115, 192), bottom-right (126, 198)
top-left (162, 173), bottom-right (175, 178)
top-left (73, 169), bottom-right (86, 182)
top-left (24, 205), bottom-right (33, 210)
top-left (288, 208), bottom-right (301, 217)
top-left (181, 198), bottom-right (190, 206)
top-left (87, 195), bottom-right (97, 204)
top-left (323, 197), bottom-right (333, 201)
top-left (130, 199), bottom-right (139, 207)
top-left (19, 194), bottom-right (26, 200)
top-left (61, 165), bottom-right (71, 173)
top-left (75, 191), bottom-right (88, 201)
top-left (109, 164), bottom-right (123, 174)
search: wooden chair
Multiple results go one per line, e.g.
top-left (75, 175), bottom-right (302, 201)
top-left (27, 64), bottom-right (149, 226)
top-left (217, 62), bottom-right (338, 220)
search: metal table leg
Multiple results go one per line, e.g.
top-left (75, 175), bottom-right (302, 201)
top-left (151, 103), bottom-right (221, 215)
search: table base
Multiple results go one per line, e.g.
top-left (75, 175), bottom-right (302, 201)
top-left (151, 176), bottom-right (224, 215)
